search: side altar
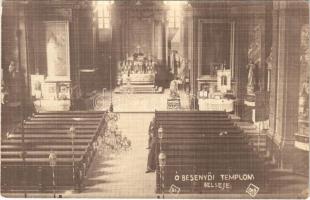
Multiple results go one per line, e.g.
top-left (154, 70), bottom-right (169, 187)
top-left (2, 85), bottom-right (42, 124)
top-left (197, 68), bottom-right (236, 113)
top-left (115, 53), bottom-right (161, 94)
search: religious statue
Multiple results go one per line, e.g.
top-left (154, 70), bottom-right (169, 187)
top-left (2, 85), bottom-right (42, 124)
top-left (178, 58), bottom-right (187, 83)
top-left (264, 48), bottom-right (273, 92)
top-left (299, 78), bottom-right (309, 118)
top-left (169, 78), bottom-right (180, 99)
top-left (266, 48), bottom-right (273, 70)
top-left (246, 61), bottom-right (256, 95)
top-left (8, 61), bottom-right (17, 79)
top-left (1, 83), bottom-right (9, 105)
top-left (170, 50), bottom-right (181, 77)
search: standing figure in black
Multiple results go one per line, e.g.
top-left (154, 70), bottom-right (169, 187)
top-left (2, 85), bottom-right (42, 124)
top-left (147, 117), bottom-right (155, 149)
top-left (146, 117), bottom-right (158, 173)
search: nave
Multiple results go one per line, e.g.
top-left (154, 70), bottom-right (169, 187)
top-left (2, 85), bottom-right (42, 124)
top-left (2, 111), bottom-right (308, 198)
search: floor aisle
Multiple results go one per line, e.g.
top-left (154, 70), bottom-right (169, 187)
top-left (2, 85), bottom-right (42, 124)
top-left (66, 113), bottom-right (157, 198)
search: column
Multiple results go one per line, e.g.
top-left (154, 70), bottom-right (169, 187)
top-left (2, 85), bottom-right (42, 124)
top-left (234, 12), bottom-right (249, 118)
top-left (269, 1), bottom-right (305, 169)
top-left (268, 3), bottom-right (279, 140)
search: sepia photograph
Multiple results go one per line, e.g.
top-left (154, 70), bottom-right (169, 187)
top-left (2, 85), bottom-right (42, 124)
top-left (0, 0), bottom-right (309, 198)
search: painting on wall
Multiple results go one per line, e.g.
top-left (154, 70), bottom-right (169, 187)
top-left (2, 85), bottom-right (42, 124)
top-left (198, 20), bottom-right (235, 78)
top-left (58, 83), bottom-right (71, 100)
top-left (128, 18), bottom-right (153, 57)
top-left (201, 22), bottom-right (231, 75)
top-left (217, 70), bottom-right (231, 94)
top-left (44, 21), bottom-right (70, 80)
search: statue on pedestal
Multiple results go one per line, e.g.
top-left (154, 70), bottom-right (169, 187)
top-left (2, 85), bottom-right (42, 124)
top-left (167, 78), bottom-right (181, 110)
top-left (169, 78), bottom-right (180, 99)
top-left (299, 78), bottom-right (309, 119)
top-left (266, 48), bottom-right (273, 92)
top-left (246, 61), bottom-right (256, 95)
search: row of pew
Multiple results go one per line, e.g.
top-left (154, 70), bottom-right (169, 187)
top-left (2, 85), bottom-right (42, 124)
top-left (1, 111), bottom-right (106, 192)
top-left (154, 111), bottom-right (266, 194)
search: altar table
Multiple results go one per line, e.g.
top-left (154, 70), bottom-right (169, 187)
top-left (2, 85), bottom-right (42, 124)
top-left (198, 98), bottom-right (234, 112)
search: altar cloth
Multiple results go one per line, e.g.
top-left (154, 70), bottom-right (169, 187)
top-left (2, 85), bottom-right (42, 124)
top-left (199, 98), bottom-right (234, 112)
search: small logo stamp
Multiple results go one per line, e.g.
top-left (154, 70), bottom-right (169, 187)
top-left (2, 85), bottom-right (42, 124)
top-left (246, 183), bottom-right (259, 198)
top-left (169, 184), bottom-right (181, 195)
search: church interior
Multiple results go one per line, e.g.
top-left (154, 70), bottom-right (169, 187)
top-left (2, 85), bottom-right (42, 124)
top-left (1, 0), bottom-right (309, 198)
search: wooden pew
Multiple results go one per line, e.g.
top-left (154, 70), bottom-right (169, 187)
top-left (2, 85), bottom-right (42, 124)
top-left (1, 151), bottom-right (86, 158)
top-left (1, 144), bottom-right (94, 168)
top-left (165, 144), bottom-right (253, 152)
top-left (3, 139), bottom-right (93, 145)
top-left (154, 111), bottom-right (266, 194)
top-left (1, 111), bottom-right (106, 192)
top-left (33, 114), bottom-right (104, 119)
top-left (1, 144), bottom-right (89, 151)
top-left (22, 124), bottom-right (98, 129)
top-left (30, 117), bottom-right (101, 122)
top-left (24, 121), bottom-right (100, 125)
top-left (158, 129), bottom-right (242, 134)
top-left (35, 111), bottom-right (106, 115)
top-left (14, 130), bottom-right (95, 134)
top-left (7, 134), bottom-right (94, 140)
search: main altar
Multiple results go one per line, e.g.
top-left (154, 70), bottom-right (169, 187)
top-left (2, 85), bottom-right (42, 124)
top-left (115, 52), bottom-right (161, 94)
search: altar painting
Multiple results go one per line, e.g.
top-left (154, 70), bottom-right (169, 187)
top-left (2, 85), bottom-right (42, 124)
top-left (44, 21), bottom-right (70, 79)
top-left (198, 20), bottom-right (235, 78)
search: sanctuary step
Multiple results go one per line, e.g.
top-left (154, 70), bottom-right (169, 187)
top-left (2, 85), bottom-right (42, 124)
top-left (154, 111), bottom-right (266, 194)
top-left (115, 85), bottom-right (163, 94)
top-left (1, 111), bottom-right (106, 192)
